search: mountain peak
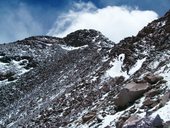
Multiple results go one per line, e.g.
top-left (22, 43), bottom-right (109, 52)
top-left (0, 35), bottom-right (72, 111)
top-left (63, 29), bottom-right (114, 47)
top-left (0, 10), bottom-right (170, 128)
top-left (164, 9), bottom-right (170, 17)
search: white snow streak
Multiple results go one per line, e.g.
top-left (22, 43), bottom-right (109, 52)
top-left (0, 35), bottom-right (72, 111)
top-left (59, 44), bottom-right (88, 51)
top-left (106, 54), bottom-right (128, 79)
top-left (99, 111), bottom-right (124, 128)
top-left (106, 54), bottom-right (146, 79)
top-left (151, 101), bottom-right (170, 122)
top-left (129, 57), bottom-right (146, 75)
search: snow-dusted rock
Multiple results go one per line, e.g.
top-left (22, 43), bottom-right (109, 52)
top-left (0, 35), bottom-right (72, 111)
top-left (0, 10), bottom-right (170, 128)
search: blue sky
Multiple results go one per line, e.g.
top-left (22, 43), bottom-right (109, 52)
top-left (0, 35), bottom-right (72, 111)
top-left (0, 0), bottom-right (170, 43)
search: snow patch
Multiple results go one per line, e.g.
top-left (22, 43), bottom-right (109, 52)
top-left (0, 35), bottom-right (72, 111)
top-left (106, 54), bottom-right (129, 79)
top-left (151, 100), bottom-right (170, 122)
top-left (129, 57), bottom-right (146, 75)
top-left (0, 59), bottom-right (32, 86)
top-left (106, 54), bottom-right (146, 79)
top-left (90, 76), bottom-right (98, 82)
top-left (151, 61), bottom-right (160, 69)
top-left (10, 60), bottom-right (31, 75)
top-left (99, 111), bottom-right (124, 128)
top-left (59, 44), bottom-right (88, 51)
top-left (0, 79), bottom-right (10, 87)
top-left (157, 21), bottom-right (166, 27)
top-left (46, 43), bottom-right (53, 46)
top-left (102, 55), bottom-right (109, 62)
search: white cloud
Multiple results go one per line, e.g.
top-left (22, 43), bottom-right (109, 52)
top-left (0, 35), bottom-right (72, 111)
top-left (0, 3), bottom-right (43, 43)
top-left (48, 2), bottom-right (158, 43)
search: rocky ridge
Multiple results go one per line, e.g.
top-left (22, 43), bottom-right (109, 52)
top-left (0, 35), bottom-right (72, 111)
top-left (0, 10), bottom-right (170, 128)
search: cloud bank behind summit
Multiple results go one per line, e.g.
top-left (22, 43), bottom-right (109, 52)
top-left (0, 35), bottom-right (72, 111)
top-left (0, 2), bottom-right (158, 44)
top-left (48, 2), bottom-right (158, 43)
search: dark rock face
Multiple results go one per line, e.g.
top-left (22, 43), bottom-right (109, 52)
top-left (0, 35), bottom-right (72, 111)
top-left (0, 10), bottom-right (170, 128)
top-left (152, 115), bottom-right (163, 127)
top-left (63, 29), bottom-right (113, 47)
top-left (123, 114), bottom-right (163, 128)
top-left (0, 29), bottom-right (114, 127)
top-left (144, 74), bottom-right (164, 85)
top-left (114, 82), bottom-right (150, 110)
top-left (122, 115), bottom-right (142, 128)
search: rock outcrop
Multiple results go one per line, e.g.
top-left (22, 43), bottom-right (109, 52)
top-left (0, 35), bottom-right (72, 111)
top-left (114, 82), bottom-right (150, 110)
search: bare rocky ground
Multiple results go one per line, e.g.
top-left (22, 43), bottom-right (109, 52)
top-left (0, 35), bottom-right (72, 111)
top-left (0, 10), bottom-right (170, 128)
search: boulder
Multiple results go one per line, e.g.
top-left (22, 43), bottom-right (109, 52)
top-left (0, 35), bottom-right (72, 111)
top-left (142, 98), bottom-right (159, 108)
top-left (122, 115), bottom-right (163, 128)
top-left (114, 88), bottom-right (130, 109)
top-left (96, 114), bottom-right (103, 123)
top-left (122, 115), bottom-right (142, 128)
top-left (114, 82), bottom-right (150, 109)
top-left (145, 88), bottom-right (162, 97)
top-left (144, 74), bottom-right (164, 84)
top-left (82, 112), bottom-right (96, 123)
top-left (116, 118), bottom-right (126, 128)
top-left (100, 84), bottom-right (110, 93)
top-left (143, 98), bottom-right (154, 106)
top-left (152, 114), bottom-right (163, 128)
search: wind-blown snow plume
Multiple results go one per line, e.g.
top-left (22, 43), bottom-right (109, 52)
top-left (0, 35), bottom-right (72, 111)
top-left (48, 2), bottom-right (158, 43)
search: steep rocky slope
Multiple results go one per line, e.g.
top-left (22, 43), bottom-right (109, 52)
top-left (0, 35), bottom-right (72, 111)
top-left (0, 10), bottom-right (170, 128)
